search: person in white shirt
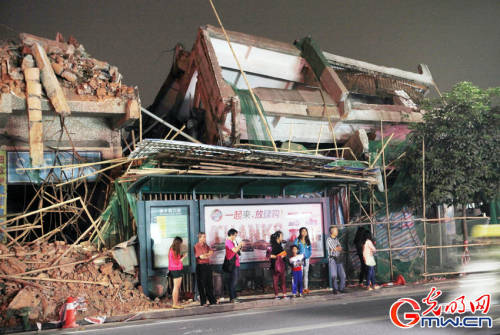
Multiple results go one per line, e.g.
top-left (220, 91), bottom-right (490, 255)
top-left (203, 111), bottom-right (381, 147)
top-left (289, 245), bottom-right (305, 297)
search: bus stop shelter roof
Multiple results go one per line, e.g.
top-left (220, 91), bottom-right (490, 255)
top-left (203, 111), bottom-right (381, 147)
top-left (127, 174), bottom-right (365, 196)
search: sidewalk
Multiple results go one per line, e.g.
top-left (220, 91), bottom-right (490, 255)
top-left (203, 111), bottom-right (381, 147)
top-left (9, 279), bottom-right (460, 334)
top-left (101, 279), bottom-right (460, 323)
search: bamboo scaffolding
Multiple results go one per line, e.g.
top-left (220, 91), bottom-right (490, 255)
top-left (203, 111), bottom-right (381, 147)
top-left (139, 106), bottom-right (143, 141)
top-left (315, 124), bottom-right (324, 156)
top-left (127, 166), bottom-right (377, 183)
top-left (4, 224), bottom-right (42, 232)
top-left (18, 256), bottom-right (102, 276)
top-left (131, 130), bottom-right (137, 150)
top-left (16, 157), bottom-right (127, 172)
top-left (0, 198), bottom-right (81, 226)
top-left (28, 214), bottom-right (79, 245)
top-left (0, 275), bottom-right (109, 286)
top-left (369, 133), bottom-right (394, 168)
top-left (55, 159), bottom-right (140, 187)
top-left (163, 127), bottom-right (174, 140)
top-left (78, 198), bottom-right (106, 246)
top-left (422, 139), bottom-right (427, 276)
top-left (233, 143), bottom-right (359, 159)
top-left (351, 191), bottom-right (376, 225)
top-left (169, 124), bottom-right (186, 141)
top-left (346, 216), bottom-right (489, 227)
top-left (287, 123), bottom-right (294, 152)
top-left (51, 217), bottom-right (102, 266)
top-left (380, 121), bottom-right (393, 280)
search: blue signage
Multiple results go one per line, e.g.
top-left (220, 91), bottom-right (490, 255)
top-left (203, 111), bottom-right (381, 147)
top-left (7, 151), bottom-right (102, 184)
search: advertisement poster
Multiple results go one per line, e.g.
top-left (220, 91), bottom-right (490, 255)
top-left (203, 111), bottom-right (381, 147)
top-left (150, 206), bottom-right (190, 268)
top-left (7, 151), bottom-right (101, 184)
top-left (204, 203), bottom-right (324, 264)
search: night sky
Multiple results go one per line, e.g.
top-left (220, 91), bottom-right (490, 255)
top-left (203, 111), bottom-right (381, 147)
top-left (1, 0), bottom-right (499, 105)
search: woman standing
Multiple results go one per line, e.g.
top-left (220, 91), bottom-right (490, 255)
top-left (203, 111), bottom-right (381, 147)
top-left (224, 228), bottom-right (243, 303)
top-left (294, 227), bottom-right (312, 293)
top-left (363, 232), bottom-right (380, 291)
top-left (270, 231), bottom-right (287, 299)
top-left (169, 236), bottom-right (187, 309)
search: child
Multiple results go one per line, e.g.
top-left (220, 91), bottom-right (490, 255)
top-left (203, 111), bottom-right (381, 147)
top-left (289, 245), bottom-right (304, 297)
top-left (363, 236), bottom-right (380, 291)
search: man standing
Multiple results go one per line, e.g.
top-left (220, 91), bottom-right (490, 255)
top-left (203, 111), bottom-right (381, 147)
top-left (327, 226), bottom-right (346, 294)
top-left (194, 232), bottom-right (217, 306)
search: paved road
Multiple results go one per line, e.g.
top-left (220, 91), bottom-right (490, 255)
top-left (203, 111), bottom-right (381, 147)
top-left (38, 292), bottom-right (499, 335)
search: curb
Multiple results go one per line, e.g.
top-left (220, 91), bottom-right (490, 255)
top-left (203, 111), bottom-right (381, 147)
top-left (107, 279), bottom-right (459, 323)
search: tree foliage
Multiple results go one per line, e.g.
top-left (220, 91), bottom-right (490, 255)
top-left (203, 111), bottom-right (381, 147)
top-left (398, 82), bottom-right (500, 209)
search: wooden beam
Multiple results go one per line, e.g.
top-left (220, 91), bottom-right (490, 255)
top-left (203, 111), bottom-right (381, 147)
top-left (343, 129), bottom-right (369, 161)
top-left (23, 64), bottom-right (44, 167)
top-left (31, 43), bottom-right (70, 116)
top-left (113, 99), bottom-right (140, 129)
top-left (295, 37), bottom-right (350, 118)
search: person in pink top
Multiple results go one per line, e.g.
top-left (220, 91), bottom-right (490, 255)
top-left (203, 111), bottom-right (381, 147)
top-left (169, 236), bottom-right (187, 309)
top-left (362, 232), bottom-right (380, 291)
top-left (224, 228), bottom-right (243, 303)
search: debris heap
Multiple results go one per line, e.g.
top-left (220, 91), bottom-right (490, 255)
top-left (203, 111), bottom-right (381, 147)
top-left (0, 32), bottom-right (136, 100)
top-left (0, 241), bottom-right (167, 328)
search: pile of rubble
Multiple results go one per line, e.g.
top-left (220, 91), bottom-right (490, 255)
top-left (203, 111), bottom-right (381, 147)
top-left (0, 241), bottom-right (168, 328)
top-left (0, 32), bottom-right (136, 99)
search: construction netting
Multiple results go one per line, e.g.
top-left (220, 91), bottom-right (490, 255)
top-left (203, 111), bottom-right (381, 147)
top-left (337, 214), bottom-right (491, 284)
top-left (489, 194), bottom-right (500, 225)
top-left (93, 181), bottom-right (137, 248)
top-left (232, 86), bottom-right (274, 148)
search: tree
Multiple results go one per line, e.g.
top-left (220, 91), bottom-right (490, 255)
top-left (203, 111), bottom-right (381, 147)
top-left (399, 82), bottom-right (500, 211)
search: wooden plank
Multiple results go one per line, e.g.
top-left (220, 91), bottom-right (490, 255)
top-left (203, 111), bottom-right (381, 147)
top-left (20, 33), bottom-right (73, 54)
top-left (260, 101), bottom-right (308, 117)
top-left (31, 43), bottom-right (71, 116)
top-left (347, 108), bottom-right (422, 123)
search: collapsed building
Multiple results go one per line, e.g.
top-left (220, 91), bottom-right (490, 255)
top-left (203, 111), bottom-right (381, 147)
top-left (148, 25), bottom-right (434, 156)
top-left (0, 33), bottom-right (147, 330)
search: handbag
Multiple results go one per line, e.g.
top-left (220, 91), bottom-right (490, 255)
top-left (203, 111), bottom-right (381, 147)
top-left (222, 254), bottom-right (236, 273)
top-left (274, 255), bottom-right (285, 274)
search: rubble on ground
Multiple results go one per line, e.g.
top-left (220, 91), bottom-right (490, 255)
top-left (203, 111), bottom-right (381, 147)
top-left (0, 241), bottom-right (168, 328)
top-left (0, 32), bottom-right (136, 100)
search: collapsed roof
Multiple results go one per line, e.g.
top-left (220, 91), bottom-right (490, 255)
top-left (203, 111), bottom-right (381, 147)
top-left (148, 25), bottom-right (434, 150)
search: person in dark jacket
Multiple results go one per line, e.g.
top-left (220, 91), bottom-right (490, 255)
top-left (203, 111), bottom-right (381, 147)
top-left (353, 227), bottom-right (370, 287)
top-left (269, 231), bottom-right (287, 299)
